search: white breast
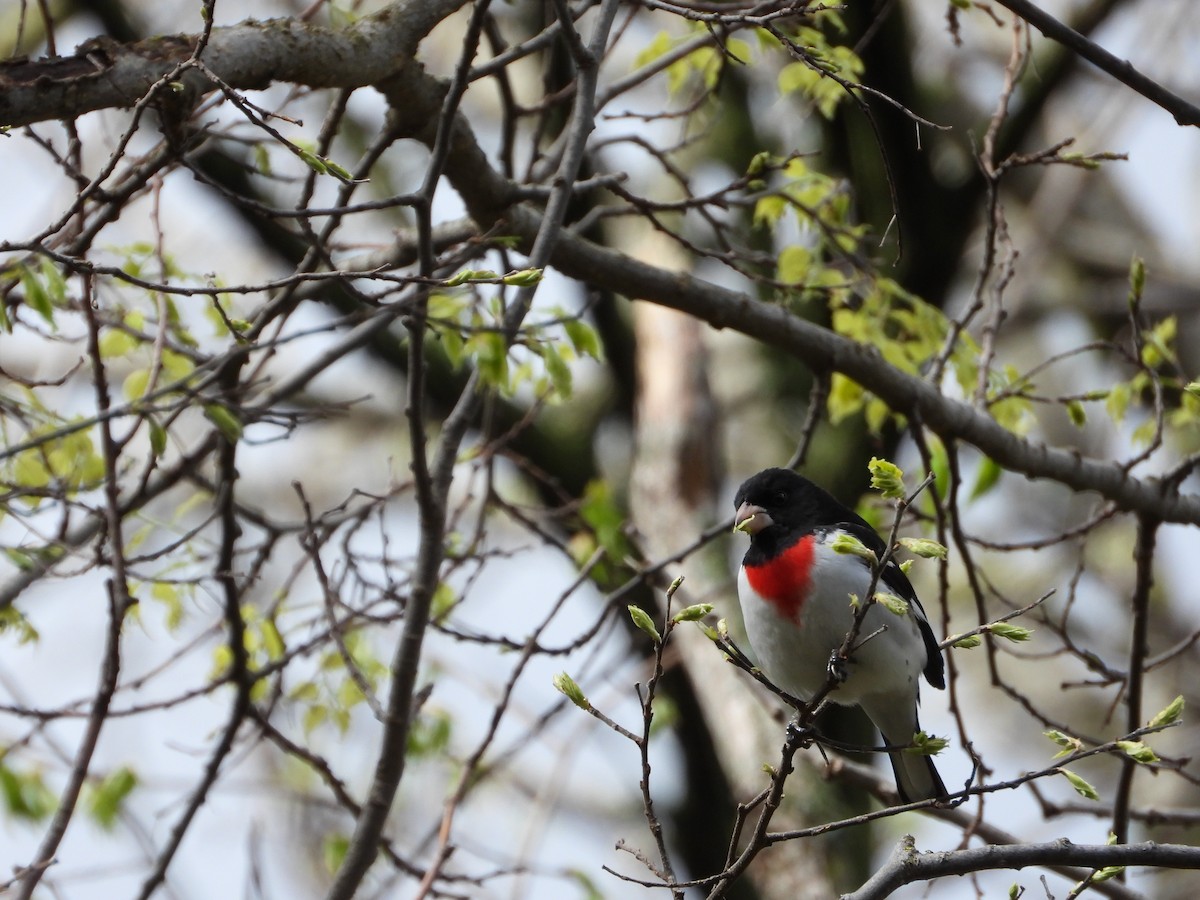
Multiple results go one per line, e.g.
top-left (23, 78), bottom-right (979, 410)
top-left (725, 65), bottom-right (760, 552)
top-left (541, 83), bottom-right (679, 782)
top-left (737, 536), bottom-right (927, 708)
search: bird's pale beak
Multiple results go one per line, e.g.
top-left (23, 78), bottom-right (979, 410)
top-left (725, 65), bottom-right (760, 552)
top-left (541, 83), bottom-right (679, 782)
top-left (734, 502), bottom-right (772, 535)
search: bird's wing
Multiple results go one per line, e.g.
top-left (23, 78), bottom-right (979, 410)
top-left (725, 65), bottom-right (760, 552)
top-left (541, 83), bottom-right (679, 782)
top-left (833, 519), bottom-right (946, 691)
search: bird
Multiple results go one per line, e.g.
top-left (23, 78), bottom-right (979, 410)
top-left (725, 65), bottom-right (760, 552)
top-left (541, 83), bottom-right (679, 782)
top-left (732, 467), bottom-right (948, 803)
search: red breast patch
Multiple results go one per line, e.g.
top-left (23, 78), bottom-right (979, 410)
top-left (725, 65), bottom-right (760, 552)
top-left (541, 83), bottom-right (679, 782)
top-left (743, 535), bottom-right (815, 621)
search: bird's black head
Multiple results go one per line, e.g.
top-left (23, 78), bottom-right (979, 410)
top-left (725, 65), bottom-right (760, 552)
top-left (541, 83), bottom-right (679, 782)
top-left (733, 468), bottom-right (846, 538)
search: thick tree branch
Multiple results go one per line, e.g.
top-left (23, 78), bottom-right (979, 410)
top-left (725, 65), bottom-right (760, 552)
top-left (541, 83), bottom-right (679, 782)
top-left (844, 835), bottom-right (1200, 899)
top-left (548, 227), bottom-right (1197, 523)
top-left (0, 0), bottom-right (468, 127)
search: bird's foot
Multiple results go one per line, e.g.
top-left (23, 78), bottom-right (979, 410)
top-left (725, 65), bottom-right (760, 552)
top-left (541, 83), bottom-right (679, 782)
top-left (826, 651), bottom-right (849, 684)
top-left (785, 719), bottom-right (816, 748)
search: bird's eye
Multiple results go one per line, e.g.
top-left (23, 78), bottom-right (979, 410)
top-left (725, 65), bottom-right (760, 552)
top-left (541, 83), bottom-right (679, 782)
top-left (775, 490), bottom-right (788, 504)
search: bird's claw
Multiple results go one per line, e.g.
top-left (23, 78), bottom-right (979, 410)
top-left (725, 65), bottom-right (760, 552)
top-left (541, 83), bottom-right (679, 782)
top-left (786, 719), bottom-right (815, 747)
top-left (827, 651), bottom-right (849, 684)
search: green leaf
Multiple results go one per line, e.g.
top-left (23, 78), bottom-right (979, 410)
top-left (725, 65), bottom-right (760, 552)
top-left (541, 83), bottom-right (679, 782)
top-left (148, 418), bottom-right (168, 457)
top-left (777, 61), bottom-right (815, 95)
top-left (874, 592), bottom-right (908, 616)
top-left (1148, 695), bottom-right (1184, 728)
top-left (1127, 254), bottom-right (1146, 305)
top-left (98, 328), bottom-right (137, 359)
top-left (1106, 381), bottom-right (1132, 424)
top-left (469, 331), bottom-right (509, 391)
top-left (88, 767), bottom-right (138, 829)
top-left (627, 605), bottom-right (662, 644)
top-left (336, 677), bottom-right (366, 709)
top-left (753, 194), bottom-right (787, 229)
top-left (323, 158), bottom-right (355, 181)
top-left (777, 245), bottom-right (810, 284)
top-left (746, 150), bottom-right (771, 176)
top-left (289, 681), bottom-right (320, 703)
top-left (541, 342), bottom-right (573, 400)
top-left (302, 704), bottom-right (328, 735)
top-left (1131, 418), bottom-right (1157, 447)
top-left (253, 143), bottom-right (271, 175)
top-left (829, 532), bottom-right (876, 563)
top-left (323, 833), bottom-right (350, 874)
top-left (906, 730), bottom-right (948, 756)
top-left (160, 348), bottom-right (195, 382)
top-left (123, 368), bottom-right (151, 402)
top-left (0, 763), bottom-right (55, 820)
top-left (672, 603), bottom-right (713, 623)
top-left (4, 548), bottom-right (39, 571)
top-left (970, 456), bottom-right (1002, 500)
top-left (501, 267), bottom-right (542, 286)
top-left (426, 291), bottom-right (468, 321)
top-left (407, 710), bottom-right (453, 757)
top-left (261, 618), bottom-right (285, 661)
top-left (150, 581), bottom-right (185, 630)
top-left (633, 30), bottom-right (672, 69)
top-left (1141, 315), bottom-right (1177, 368)
top-left (898, 537), bottom-right (947, 559)
top-left (566, 867), bottom-right (605, 900)
top-left (204, 404), bottom-right (243, 443)
top-left (987, 622), bottom-right (1033, 643)
top-left (1044, 729), bottom-right (1082, 759)
top-left (297, 147), bottom-right (328, 175)
top-left (209, 643), bottom-right (233, 681)
top-left (952, 634), bottom-right (982, 649)
top-left (563, 318), bottom-right (603, 360)
top-left (11, 444), bottom-right (50, 491)
top-left (0, 607), bottom-right (40, 644)
top-left (39, 258), bottom-right (67, 304)
top-left (724, 37), bottom-right (751, 65)
top-left (431, 582), bottom-right (456, 624)
top-left (868, 457), bottom-right (905, 499)
top-left (580, 479), bottom-right (630, 562)
top-left (19, 263), bottom-right (55, 326)
top-left (1059, 767), bottom-right (1099, 800)
top-left (1091, 866), bottom-right (1125, 883)
top-left (1116, 740), bottom-right (1158, 764)
top-left (552, 672), bottom-right (590, 710)
top-left (1066, 399), bottom-right (1087, 427)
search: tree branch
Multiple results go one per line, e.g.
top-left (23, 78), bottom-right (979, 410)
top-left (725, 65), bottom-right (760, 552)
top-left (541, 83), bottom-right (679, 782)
top-left (843, 836), bottom-right (1200, 900)
top-left (0, 0), bottom-right (469, 127)
top-left (992, 0), bottom-right (1200, 126)
top-left (1112, 513), bottom-right (1159, 846)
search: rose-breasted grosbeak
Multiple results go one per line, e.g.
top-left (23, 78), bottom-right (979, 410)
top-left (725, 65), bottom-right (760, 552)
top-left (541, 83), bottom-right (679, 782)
top-left (733, 467), bottom-right (948, 803)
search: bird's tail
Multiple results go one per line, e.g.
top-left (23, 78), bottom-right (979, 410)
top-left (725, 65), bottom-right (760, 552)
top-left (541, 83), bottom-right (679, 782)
top-left (863, 696), bottom-right (949, 803)
top-left (884, 740), bottom-right (947, 804)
